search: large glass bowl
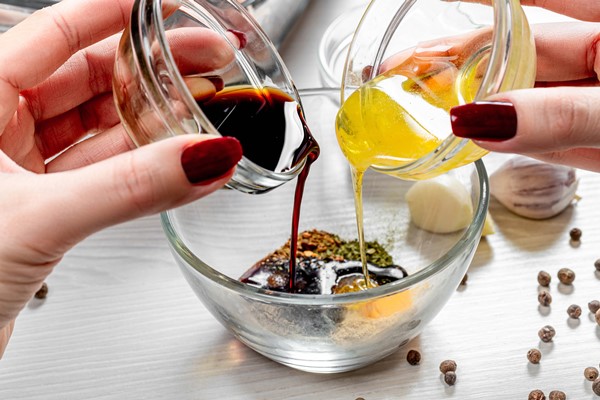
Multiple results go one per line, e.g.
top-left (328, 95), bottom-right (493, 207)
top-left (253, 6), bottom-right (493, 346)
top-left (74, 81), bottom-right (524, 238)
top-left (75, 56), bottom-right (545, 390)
top-left (161, 88), bottom-right (489, 373)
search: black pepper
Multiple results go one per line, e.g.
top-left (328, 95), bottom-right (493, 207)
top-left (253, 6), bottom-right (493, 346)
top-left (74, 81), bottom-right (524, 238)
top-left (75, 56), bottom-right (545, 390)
top-left (34, 282), bottom-right (48, 299)
top-left (548, 391), bottom-right (566, 400)
top-left (443, 371), bottom-right (456, 386)
top-left (585, 367), bottom-right (599, 381)
top-left (567, 304), bottom-right (581, 319)
top-left (439, 359), bottom-right (457, 374)
top-left (593, 378), bottom-right (600, 396)
top-left (538, 290), bottom-right (552, 307)
top-left (529, 389), bottom-right (545, 400)
top-left (538, 325), bottom-right (556, 343)
top-left (589, 300), bottom-right (600, 314)
top-left (569, 227), bottom-right (582, 241)
top-left (406, 350), bottom-right (421, 365)
top-left (527, 348), bottom-right (541, 364)
top-left (557, 268), bottom-right (575, 285)
top-left (537, 270), bottom-right (551, 287)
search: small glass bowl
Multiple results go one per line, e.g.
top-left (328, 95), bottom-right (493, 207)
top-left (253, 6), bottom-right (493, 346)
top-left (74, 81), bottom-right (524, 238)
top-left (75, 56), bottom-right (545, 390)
top-left (338, 0), bottom-right (536, 180)
top-left (161, 88), bottom-right (489, 373)
top-left (113, 0), bottom-right (307, 194)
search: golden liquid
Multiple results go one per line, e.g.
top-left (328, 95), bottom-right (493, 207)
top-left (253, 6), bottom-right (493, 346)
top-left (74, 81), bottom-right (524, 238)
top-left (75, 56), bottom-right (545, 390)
top-left (335, 53), bottom-right (485, 292)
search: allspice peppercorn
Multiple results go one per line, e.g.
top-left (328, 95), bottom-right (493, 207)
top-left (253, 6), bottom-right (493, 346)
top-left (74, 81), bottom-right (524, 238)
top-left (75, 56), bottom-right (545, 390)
top-left (584, 367), bottom-right (599, 381)
top-left (557, 268), bottom-right (575, 285)
top-left (548, 390), bottom-right (566, 400)
top-left (443, 371), bottom-right (456, 386)
top-left (593, 378), bottom-right (600, 396)
top-left (569, 227), bottom-right (582, 241)
top-left (406, 350), bottom-right (421, 365)
top-left (589, 300), bottom-right (600, 314)
top-left (595, 309), bottom-right (600, 326)
top-left (537, 271), bottom-right (551, 287)
top-left (567, 304), bottom-right (581, 319)
top-left (538, 325), bottom-right (556, 343)
top-left (34, 282), bottom-right (48, 299)
top-left (538, 290), bottom-right (552, 307)
top-left (439, 360), bottom-right (457, 374)
top-left (594, 259), bottom-right (600, 272)
top-left (527, 348), bottom-right (542, 364)
top-left (528, 389), bottom-right (545, 400)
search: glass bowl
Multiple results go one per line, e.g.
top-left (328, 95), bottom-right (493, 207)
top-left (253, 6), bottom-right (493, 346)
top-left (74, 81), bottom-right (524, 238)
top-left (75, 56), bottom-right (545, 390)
top-left (161, 87), bottom-right (489, 373)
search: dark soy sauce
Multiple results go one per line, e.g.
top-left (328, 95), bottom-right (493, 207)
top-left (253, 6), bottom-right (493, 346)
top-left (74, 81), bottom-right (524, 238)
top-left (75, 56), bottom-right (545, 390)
top-left (199, 86), bottom-right (319, 290)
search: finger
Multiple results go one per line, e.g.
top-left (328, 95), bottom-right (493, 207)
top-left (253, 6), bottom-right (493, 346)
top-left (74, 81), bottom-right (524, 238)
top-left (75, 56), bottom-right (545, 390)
top-left (521, 0), bottom-right (600, 22)
top-left (45, 123), bottom-right (134, 172)
top-left (533, 22), bottom-right (600, 82)
top-left (450, 86), bottom-right (600, 153)
top-left (526, 147), bottom-right (600, 172)
top-left (36, 135), bottom-right (243, 249)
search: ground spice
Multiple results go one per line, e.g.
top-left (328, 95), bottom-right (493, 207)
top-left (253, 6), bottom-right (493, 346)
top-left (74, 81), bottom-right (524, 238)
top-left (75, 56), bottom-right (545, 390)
top-left (557, 268), bottom-right (575, 285)
top-left (439, 360), bottom-right (457, 374)
top-left (34, 282), bottom-right (48, 299)
top-left (406, 350), bottom-right (421, 365)
top-left (527, 349), bottom-right (541, 364)
top-left (537, 271), bottom-right (551, 287)
top-left (548, 391), bottom-right (566, 400)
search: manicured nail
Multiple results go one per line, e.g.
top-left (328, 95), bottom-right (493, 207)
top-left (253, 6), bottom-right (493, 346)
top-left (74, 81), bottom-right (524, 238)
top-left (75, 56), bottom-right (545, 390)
top-left (227, 29), bottom-right (247, 49)
top-left (362, 65), bottom-right (374, 82)
top-left (181, 137), bottom-right (243, 185)
top-left (204, 75), bottom-right (224, 92)
top-left (450, 101), bottom-right (517, 141)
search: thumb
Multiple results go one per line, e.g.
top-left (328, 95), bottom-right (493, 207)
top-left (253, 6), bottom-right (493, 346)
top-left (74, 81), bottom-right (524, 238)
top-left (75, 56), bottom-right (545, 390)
top-left (450, 86), bottom-right (600, 154)
top-left (37, 135), bottom-right (242, 250)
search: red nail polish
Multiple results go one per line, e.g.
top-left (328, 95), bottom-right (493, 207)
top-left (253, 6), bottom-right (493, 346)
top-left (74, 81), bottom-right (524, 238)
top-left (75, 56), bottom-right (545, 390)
top-left (227, 29), bottom-right (247, 49)
top-left (181, 137), bottom-right (243, 185)
top-left (450, 101), bottom-right (517, 141)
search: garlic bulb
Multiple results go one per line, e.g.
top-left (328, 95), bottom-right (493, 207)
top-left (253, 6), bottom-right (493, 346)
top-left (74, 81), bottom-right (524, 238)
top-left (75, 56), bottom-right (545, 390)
top-left (406, 175), bottom-right (473, 233)
top-left (489, 156), bottom-right (579, 219)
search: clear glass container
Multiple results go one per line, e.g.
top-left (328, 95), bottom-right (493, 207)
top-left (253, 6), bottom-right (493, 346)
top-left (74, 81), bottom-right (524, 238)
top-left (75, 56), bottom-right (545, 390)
top-left (337, 0), bottom-right (536, 180)
top-left (113, 0), bottom-right (309, 194)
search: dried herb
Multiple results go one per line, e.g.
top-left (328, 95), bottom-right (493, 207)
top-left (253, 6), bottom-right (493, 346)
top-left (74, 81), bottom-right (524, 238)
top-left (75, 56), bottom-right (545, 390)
top-left (337, 240), bottom-right (393, 266)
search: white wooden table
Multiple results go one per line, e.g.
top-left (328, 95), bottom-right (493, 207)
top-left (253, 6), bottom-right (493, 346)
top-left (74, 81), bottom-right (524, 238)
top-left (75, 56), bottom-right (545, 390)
top-left (2, 1), bottom-right (598, 399)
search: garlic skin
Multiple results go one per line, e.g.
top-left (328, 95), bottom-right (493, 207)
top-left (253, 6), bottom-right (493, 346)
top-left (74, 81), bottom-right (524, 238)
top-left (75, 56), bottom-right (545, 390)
top-left (406, 175), bottom-right (473, 233)
top-left (489, 156), bottom-right (579, 219)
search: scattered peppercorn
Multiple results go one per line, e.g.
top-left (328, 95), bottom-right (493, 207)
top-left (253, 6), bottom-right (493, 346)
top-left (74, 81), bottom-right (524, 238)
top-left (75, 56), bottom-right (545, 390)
top-left (538, 290), bottom-right (552, 307)
top-left (548, 390), bottom-right (566, 400)
top-left (439, 359), bottom-right (457, 374)
top-left (595, 309), bottom-right (600, 326)
top-left (460, 274), bottom-right (468, 286)
top-left (589, 300), bottom-right (600, 314)
top-left (538, 325), bottom-right (556, 343)
top-left (355, 398), bottom-right (365, 400)
top-left (569, 228), bottom-right (582, 241)
top-left (34, 282), bottom-right (48, 299)
top-left (406, 350), bottom-right (421, 365)
top-left (595, 259), bottom-right (600, 272)
top-left (585, 367), bottom-right (599, 381)
top-left (537, 271), bottom-right (551, 287)
top-left (593, 378), bottom-right (600, 396)
top-left (443, 371), bottom-right (456, 386)
top-left (527, 348), bottom-right (542, 364)
top-left (557, 268), bottom-right (575, 285)
top-left (567, 304), bottom-right (581, 319)
top-left (529, 389), bottom-right (545, 400)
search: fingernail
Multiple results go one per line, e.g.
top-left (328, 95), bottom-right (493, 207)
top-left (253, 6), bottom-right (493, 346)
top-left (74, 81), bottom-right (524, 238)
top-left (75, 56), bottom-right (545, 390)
top-left (181, 137), bottom-right (243, 185)
top-left (450, 101), bottom-right (517, 141)
top-left (362, 65), bottom-right (374, 82)
top-left (227, 29), bottom-right (247, 49)
top-left (204, 75), bottom-right (224, 92)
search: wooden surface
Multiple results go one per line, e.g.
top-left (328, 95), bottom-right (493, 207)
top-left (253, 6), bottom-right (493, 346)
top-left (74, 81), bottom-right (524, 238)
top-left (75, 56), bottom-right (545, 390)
top-left (2, 1), bottom-right (599, 398)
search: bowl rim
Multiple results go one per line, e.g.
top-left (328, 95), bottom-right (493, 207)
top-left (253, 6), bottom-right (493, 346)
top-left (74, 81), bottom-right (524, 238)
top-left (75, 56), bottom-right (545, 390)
top-left (161, 87), bottom-right (489, 305)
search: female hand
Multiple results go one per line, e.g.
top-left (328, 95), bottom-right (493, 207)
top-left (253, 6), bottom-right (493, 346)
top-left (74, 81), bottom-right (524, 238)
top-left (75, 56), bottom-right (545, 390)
top-left (450, 0), bottom-right (600, 171)
top-left (0, 0), bottom-right (243, 357)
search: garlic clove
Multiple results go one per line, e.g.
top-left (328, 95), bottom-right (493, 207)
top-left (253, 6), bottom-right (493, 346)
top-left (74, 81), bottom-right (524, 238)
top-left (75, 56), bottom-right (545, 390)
top-left (489, 156), bottom-right (580, 220)
top-left (481, 211), bottom-right (496, 236)
top-left (406, 175), bottom-right (473, 233)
